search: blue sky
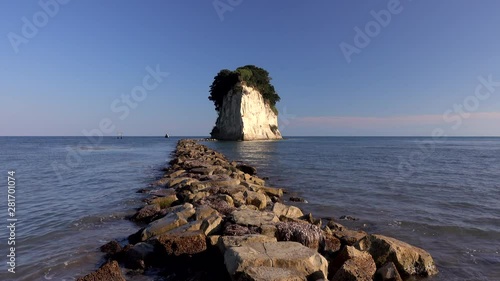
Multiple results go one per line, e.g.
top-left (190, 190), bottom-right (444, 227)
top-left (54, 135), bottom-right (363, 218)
top-left (1, 0), bottom-right (500, 136)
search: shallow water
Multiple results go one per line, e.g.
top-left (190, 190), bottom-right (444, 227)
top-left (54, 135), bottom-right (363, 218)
top-left (0, 136), bottom-right (499, 280)
top-left (0, 137), bottom-right (175, 281)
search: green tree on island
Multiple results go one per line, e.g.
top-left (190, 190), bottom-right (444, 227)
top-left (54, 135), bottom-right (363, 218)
top-left (208, 65), bottom-right (281, 114)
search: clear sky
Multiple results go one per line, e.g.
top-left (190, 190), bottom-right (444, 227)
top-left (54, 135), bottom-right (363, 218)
top-left (1, 0), bottom-right (500, 136)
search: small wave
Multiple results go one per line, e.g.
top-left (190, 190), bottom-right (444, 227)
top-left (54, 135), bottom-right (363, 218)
top-left (71, 212), bottom-right (127, 229)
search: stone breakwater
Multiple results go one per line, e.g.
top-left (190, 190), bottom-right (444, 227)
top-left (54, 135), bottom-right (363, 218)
top-left (77, 139), bottom-right (439, 281)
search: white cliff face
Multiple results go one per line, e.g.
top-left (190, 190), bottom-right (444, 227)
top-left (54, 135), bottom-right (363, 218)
top-left (213, 84), bottom-right (282, 141)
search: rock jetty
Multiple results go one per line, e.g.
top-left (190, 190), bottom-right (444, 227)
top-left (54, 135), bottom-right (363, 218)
top-left (78, 139), bottom-right (438, 281)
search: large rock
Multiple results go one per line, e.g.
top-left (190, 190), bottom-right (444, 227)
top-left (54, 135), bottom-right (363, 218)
top-left (152, 230), bottom-right (207, 256)
top-left (333, 229), bottom-right (367, 246)
top-left (245, 190), bottom-right (267, 210)
top-left (77, 260), bottom-right (125, 281)
top-left (273, 203), bottom-right (303, 219)
top-left (231, 209), bottom-right (279, 227)
top-left (122, 242), bottom-right (155, 270)
top-left (355, 234), bottom-right (438, 276)
top-left (132, 204), bottom-right (161, 222)
top-left (211, 84), bottom-right (282, 141)
top-left (140, 204), bottom-right (195, 241)
top-left (224, 241), bottom-right (328, 279)
top-left (147, 194), bottom-right (178, 208)
top-left (195, 205), bottom-right (219, 220)
top-left (100, 240), bottom-right (122, 256)
top-left (331, 246), bottom-right (376, 281)
top-left (238, 266), bottom-right (305, 281)
top-left (235, 163), bottom-right (257, 175)
top-left (218, 234), bottom-right (277, 253)
top-left (375, 262), bottom-right (403, 281)
top-left (201, 213), bottom-right (223, 235)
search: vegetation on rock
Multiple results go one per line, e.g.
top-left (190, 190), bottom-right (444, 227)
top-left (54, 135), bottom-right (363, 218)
top-left (209, 65), bottom-right (280, 113)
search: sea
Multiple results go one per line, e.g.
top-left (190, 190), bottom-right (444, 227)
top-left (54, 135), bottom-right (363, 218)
top-left (0, 136), bottom-right (498, 281)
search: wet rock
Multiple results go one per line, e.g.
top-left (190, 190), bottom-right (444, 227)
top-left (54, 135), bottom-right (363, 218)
top-left (375, 262), bottom-right (403, 281)
top-left (330, 246), bottom-right (376, 281)
top-left (168, 169), bottom-right (186, 178)
top-left (326, 220), bottom-right (345, 232)
top-left (147, 194), bottom-right (178, 209)
top-left (224, 241), bottom-right (328, 280)
top-left (245, 190), bottom-right (267, 210)
top-left (151, 176), bottom-right (170, 187)
top-left (333, 229), bottom-right (367, 246)
top-left (339, 215), bottom-right (359, 221)
top-left (149, 188), bottom-right (177, 197)
top-left (242, 174), bottom-right (266, 185)
top-left (236, 164), bottom-right (257, 175)
top-left (259, 186), bottom-right (284, 197)
top-left (276, 221), bottom-right (323, 249)
top-left (152, 229), bottom-right (207, 256)
top-left (289, 197), bottom-right (307, 203)
top-left (122, 242), bottom-right (155, 270)
top-left (273, 202), bottom-right (304, 219)
top-left (141, 213), bottom-right (188, 241)
top-left (76, 260), bottom-right (126, 281)
top-left (100, 240), bottom-right (122, 256)
top-left (231, 209), bottom-right (279, 227)
top-left (355, 234), bottom-right (438, 276)
top-left (132, 204), bottom-right (161, 223)
top-left (300, 213), bottom-right (322, 227)
top-left (140, 204), bottom-right (195, 241)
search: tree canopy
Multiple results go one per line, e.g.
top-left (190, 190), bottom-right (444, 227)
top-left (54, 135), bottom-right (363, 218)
top-left (209, 65), bottom-right (280, 113)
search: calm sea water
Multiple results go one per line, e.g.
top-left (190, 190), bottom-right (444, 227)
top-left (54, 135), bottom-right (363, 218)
top-left (0, 137), bottom-right (499, 280)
